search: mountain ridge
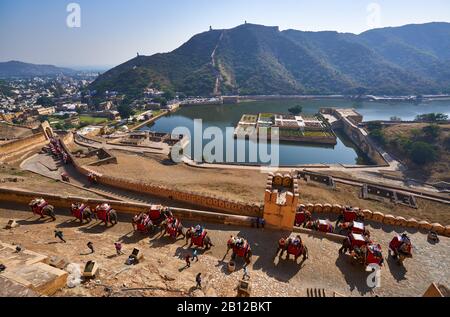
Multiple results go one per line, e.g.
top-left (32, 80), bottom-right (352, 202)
top-left (90, 22), bottom-right (450, 98)
top-left (0, 61), bottom-right (76, 78)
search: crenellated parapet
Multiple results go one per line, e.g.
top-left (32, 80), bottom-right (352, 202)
top-left (263, 172), bottom-right (299, 230)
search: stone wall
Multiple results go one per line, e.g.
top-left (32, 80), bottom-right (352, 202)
top-left (59, 135), bottom-right (263, 218)
top-left (0, 187), bottom-right (255, 227)
top-left (299, 202), bottom-right (450, 237)
top-left (332, 111), bottom-right (388, 166)
top-left (0, 132), bottom-right (47, 159)
top-left (263, 173), bottom-right (299, 230)
top-left (85, 148), bottom-right (117, 166)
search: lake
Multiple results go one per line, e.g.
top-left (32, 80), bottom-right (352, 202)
top-left (140, 99), bottom-right (450, 166)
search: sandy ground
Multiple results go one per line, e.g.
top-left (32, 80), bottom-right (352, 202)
top-left (0, 203), bottom-right (448, 297)
top-left (0, 167), bottom-right (104, 200)
top-left (86, 151), bottom-right (450, 225)
top-left (0, 123), bottom-right (34, 140)
top-left (91, 150), bottom-right (268, 204)
top-left (298, 181), bottom-right (450, 225)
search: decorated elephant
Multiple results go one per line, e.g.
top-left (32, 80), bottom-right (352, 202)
top-left (70, 203), bottom-right (94, 224)
top-left (276, 235), bottom-right (308, 263)
top-left (227, 236), bottom-right (252, 265)
top-left (29, 198), bottom-right (56, 221)
top-left (185, 225), bottom-right (214, 249)
top-left (94, 203), bottom-right (118, 226)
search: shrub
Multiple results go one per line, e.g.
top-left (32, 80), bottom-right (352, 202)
top-left (416, 113), bottom-right (448, 122)
top-left (422, 125), bottom-right (441, 141)
top-left (409, 142), bottom-right (438, 165)
top-left (366, 122), bottom-right (382, 131)
top-left (369, 129), bottom-right (385, 145)
top-left (288, 105), bottom-right (303, 116)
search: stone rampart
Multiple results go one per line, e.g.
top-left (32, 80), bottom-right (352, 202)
top-left (59, 135), bottom-right (263, 218)
top-left (0, 133), bottom-right (47, 159)
top-left (0, 187), bottom-right (255, 227)
top-left (298, 202), bottom-right (450, 237)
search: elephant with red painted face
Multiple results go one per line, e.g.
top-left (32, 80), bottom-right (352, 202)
top-left (226, 236), bottom-right (252, 265)
top-left (94, 203), bottom-right (118, 226)
top-left (161, 217), bottom-right (186, 239)
top-left (70, 202), bottom-right (94, 224)
top-left (389, 234), bottom-right (413, 265)
top-left (29, 198), bottom-right (56, 221)
top-left (185, 225), bottom-right (214, 250)
top-left (276, 235), bottom-right (308, 263)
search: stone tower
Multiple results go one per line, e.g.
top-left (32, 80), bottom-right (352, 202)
top-left (39, 121), bottom-right (54, 140)
top-left (263, 173), bottom-right (299, 230)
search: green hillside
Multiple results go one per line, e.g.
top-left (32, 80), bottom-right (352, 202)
top-left (89, 22), bottom-right (450, 99)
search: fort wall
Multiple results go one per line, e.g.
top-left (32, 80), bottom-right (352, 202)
top-left (59, 134), bottom-right (263, 218)
top-left (0, 187), bottom-right (255, 227)
top-left (0, 132), bottom-right (47, 159)
top-left (330, 109), bottom-right (388, 165)
top-left (298, 202), bottom-right (450, 237)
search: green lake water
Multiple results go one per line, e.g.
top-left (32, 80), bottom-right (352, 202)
top-left (141, 99), bottom-right (450, 166)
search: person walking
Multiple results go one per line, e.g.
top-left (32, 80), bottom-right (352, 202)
top-left (195, 273), bottom-right (202, 289)
top-left (185, 254), bottom-right (191, 268)
top-left (54, 230), bottom-right (66, 243)
top-left (87, 242), bottom-right (94, 254)
top-left (243, 265), bottom-right (250, 280)
top-left (192, 249), bottom-right (199, 262)
top-left (259, 218), bottom-right (266, 229)
top-left (114, 242), bottom-right (123, 255)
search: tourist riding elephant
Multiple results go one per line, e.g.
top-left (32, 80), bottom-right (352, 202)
top-left (336, 222), bottom-right (352, 235)
top-left (132, 213), bottom-right (153, 233)
top-left (185, 226), bottom-right (214, 250)
top-left (29, 198), bottom-right (56, 221)
top-left (389, 234), bottom-right (413, 265)
top-left (161, 218), bottom-right (186, 239)
top-left (336, 207), bottom-right (364, 227)
top-left (227, 236), bottom-right (252, 265)
top-left (70, 203), bottom-right (94, 224)
top-left (94, 203), bottom-right (119, 226)
top-left (339, 234), bottom-right (371, 255)
top-left (304, 220), bottom-right (318, 231)
top-left (276, 236), bottom-right (309, 262)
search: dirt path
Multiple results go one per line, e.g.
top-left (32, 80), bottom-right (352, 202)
top-left (212, 31), bottom-right (225, 96)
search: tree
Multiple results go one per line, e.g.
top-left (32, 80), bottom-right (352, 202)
top-left (38, 115), bottom-right (49, 122)
top-left (36, 96), bottom-right (54, 107)
top-left (153, 97), bottom-right (168, 107)
top-left (54, 123), bottom-right (63, 130)
top-left (288, 105), bottom-right (303, 116)
top-left (409, 142), bottom-right (438, 165)
top-left (117, 104), bottom-right (135, 119)
top-left (366, 121), bottom-right (382, 131)
top-left (369, 129), bottom-right (386, 145)
top-left (162, 90), bottom-right (175, 101)
top-left (416, 113), bottom-right (448, 122)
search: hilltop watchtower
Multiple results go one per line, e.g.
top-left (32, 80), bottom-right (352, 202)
top-left (263, 173), bottom-right (299, 230)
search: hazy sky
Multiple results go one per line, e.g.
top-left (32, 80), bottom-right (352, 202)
top-left (1, 0), bottom-right (449, 68)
